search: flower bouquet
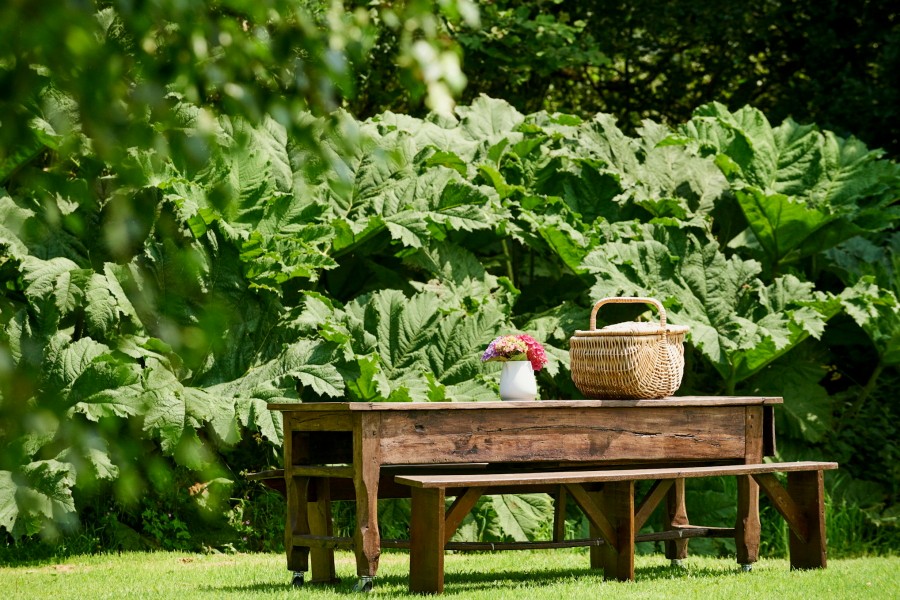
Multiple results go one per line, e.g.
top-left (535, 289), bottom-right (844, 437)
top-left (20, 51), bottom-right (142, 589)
top-left (481, 334), bottom-right (548, 400)
top-left (481, 334), bottom-right (548, 371)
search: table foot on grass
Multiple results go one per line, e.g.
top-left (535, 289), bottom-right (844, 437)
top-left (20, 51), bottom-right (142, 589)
top-left (291, 571), bottom-right (305, 587)
top-left (740, 563), bottom-right (753, 573)
top-left (354, 576), bottom-right (375, 592)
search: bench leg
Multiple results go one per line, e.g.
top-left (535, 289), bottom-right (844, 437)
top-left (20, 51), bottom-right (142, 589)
top-left (588, 489), bottom-right (604, 570)
top-left (308, 477), bottom-right (338, 583)
top-left (553, 485), bottom-right (568, 543)
top-left (788, 471), bottom-right (827, 570)
top-left (409, 487), bottom-right (446, 594)
top-left (599, 481), bottom-right (635, 582)
top-left (736, 475), bottom-right (761, 567)
top-left (665, 478), bottom-right (689, 562)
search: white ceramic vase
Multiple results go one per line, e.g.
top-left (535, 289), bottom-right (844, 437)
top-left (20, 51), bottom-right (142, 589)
top-left (499, 360), bottom-right (538, 401)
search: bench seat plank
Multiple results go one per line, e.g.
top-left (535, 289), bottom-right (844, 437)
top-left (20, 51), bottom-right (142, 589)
top-left (395, 461), bottom-right (838, 488)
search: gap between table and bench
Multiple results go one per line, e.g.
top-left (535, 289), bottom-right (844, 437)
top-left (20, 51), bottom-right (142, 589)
top-left (396, 461), bottom-right (839, 594)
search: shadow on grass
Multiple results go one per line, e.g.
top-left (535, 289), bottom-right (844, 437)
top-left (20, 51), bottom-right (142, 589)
top-left (202, 562), bottom-right (750, 596)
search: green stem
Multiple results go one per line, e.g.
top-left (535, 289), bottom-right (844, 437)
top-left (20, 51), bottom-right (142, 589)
top-left (725, 377), bottom-right (736, 396)
top-left (725, 364), bottom-right (737, 396)
top-left (501, 239), bottom-right (515, 285)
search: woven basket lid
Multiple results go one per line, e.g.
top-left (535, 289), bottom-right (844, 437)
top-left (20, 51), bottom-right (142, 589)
top-left (573, 320), bottom-right (690, 337)
top-left (572, 297), bottom-right (690, 337)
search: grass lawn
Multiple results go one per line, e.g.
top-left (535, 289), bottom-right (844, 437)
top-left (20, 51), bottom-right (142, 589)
top-left (2, 549), bottom-right (897, 599)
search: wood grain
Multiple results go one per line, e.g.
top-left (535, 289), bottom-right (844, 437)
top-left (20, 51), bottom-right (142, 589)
top-left (269, 397), bottom-right (784, 412)
top-left (409, 487), bottom-right (446, 594)
top-left (394, 462), bottom-right (839, 488)
top-left (378, 406), bottom-right (749, 465)
top-left (308, 477), bottom-right (337, 583)
top-left (788, 470), bottom-right (827, 569)
top-left (352, 413), bottom-right (382, 578)
top-left (665, 478), bottom-right (689, 560)
top-left (599, 481), bottom-right (635, 581)
top-left (736, 475), bottom-right (760, 564)
top-left (553, 486), bottom-right (568, 542)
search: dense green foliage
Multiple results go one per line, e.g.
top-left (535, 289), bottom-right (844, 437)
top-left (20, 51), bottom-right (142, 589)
top-left (2, 1), bottom-right (899, 555)
top-left (2, 91), bottom-right (899, 550)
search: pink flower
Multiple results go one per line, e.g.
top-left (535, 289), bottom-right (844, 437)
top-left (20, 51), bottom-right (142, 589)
top-left (518, 334), bottom-right (548, 371)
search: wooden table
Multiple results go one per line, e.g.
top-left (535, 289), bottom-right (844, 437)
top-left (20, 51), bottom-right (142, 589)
top-left (269, 397), bottom-right (780, 588)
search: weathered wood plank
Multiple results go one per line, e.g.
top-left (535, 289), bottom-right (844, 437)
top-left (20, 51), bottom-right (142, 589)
top-left (737, 407), bottom-right (763, 565)
top-left (352, 413), bottom-right (382, 578)
top-left (410, 487), bottom-right (446, 594)
top-left (283, 424), bottom-right (309, 573)
top-left (308, 478), bottom-right (337, 583)
top-left (288, 465), bottom-right (354, 478)
top-left (378, 407), bottom-right (749, 465)
top-left (665, 478), bottom-right (689, 560)
top-left (553, 486), bottom-right (568, 542)
top-left (736, 475), bottom-right (760, 564)
top-left (285, 412), bottom-right (353, 431)
top-left (599, 481), bottom-right (635, 581)
top-left (395, 462), bottom-right (839, 488)
top-left (269, 397), bottom-right (784, 412)
top-left (292, 534), bottom-right (354, 549)
top-left (380, 527), bottom-right (737, 551)
top-left (788, 470), bottom-right (827, 569)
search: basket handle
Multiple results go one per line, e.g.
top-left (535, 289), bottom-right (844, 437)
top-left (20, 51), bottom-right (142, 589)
top-left (588, 297), bottom-right (667, 330)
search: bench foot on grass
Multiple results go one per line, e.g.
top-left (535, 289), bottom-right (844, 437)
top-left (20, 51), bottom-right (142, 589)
top-left (291, 571), bottom-right (305, 587)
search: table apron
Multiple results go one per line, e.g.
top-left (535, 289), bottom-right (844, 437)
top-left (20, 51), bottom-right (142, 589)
top-left (371, 406), bottom-right (752, 465)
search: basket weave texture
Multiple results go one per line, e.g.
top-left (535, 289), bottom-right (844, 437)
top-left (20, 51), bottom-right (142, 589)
top-left (569, 297), bottom-right (688, 399)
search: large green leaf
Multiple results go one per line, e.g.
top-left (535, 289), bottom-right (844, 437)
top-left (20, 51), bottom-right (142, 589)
top-left (827, 233), bottom-right (900, 364)
top-left (42, 334), bottom-right (110, 394)
top-left (0, 460), bottom-right (77, 537)
top-left (583, 225), bottom-right (841, 387)
top-left (747, 356), bottom-right (832, 443)
top-left (463, 493), bottom-right (553, 542)
top-left (317, 289), bottom-right (514, 402)
top-left (681, 103), bottom-right (900, 271)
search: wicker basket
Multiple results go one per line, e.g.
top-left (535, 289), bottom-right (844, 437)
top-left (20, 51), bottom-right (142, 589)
top-left (570, 297), bottom-right (689, 399)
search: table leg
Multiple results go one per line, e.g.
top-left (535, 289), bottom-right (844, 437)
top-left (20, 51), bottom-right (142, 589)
top-left (353, 422), bottom-right (382, 583)
top-left (285, 475), bottom-right (310, 575)
top-left (308, 477), bottom-right (337, 583)
top-left (665, 478), bottom-right (689, 562)
top-left (736, 475), bottom-right (761, 569)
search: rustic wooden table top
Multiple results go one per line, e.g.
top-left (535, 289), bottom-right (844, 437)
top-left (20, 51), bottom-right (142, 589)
top-left (269, 396), bottom-right (783, 412)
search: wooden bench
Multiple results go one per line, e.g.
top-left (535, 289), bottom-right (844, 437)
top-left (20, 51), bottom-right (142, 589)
top-left (396, 461), bottom-right (838, 594)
